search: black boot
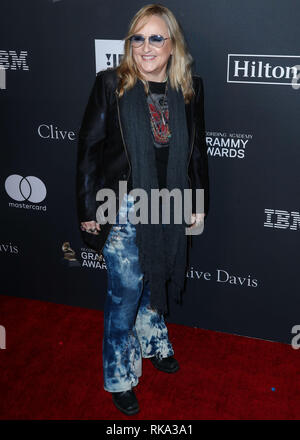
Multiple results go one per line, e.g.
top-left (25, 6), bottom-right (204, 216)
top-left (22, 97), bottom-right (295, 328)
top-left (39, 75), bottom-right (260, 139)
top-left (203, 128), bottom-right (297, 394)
top-left (149, 355), bottom-right (179, 373)
top-left (111, 389), bottom-right (139, 415)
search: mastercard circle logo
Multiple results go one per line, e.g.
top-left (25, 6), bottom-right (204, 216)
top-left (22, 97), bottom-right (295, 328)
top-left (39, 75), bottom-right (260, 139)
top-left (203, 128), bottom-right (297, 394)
top-left (5, 175), bottom-right (47, 203)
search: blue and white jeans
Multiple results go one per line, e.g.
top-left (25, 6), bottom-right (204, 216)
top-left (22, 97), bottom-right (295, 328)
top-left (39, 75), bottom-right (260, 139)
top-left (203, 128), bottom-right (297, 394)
top-left (101, 193), bottom-right (174, 392)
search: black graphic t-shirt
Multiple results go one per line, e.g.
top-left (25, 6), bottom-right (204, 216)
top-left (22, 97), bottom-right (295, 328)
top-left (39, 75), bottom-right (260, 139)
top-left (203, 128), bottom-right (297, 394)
top-left (127, 79), bottom-right (170, 192)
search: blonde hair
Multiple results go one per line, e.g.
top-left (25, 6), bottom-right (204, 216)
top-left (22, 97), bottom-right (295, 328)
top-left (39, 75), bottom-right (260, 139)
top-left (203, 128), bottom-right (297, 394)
top-left (116, 4), bottom-right (195, 104)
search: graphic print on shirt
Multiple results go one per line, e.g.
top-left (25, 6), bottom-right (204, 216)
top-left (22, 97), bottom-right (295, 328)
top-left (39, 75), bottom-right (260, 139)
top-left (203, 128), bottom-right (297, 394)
top-left (147, 91), bottom-right (170, 147)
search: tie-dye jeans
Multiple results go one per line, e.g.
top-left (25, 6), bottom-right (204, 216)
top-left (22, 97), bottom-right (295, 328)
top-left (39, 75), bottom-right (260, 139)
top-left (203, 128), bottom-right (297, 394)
top-left (101, 193), bottom-right (174, 393)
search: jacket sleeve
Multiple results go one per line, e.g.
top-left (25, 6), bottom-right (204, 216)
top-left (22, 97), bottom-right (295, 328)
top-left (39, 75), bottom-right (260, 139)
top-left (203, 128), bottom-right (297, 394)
top-left (190, 76), bottom-right (209, 215)
top-left (76, 71), bottom-right (108, 223)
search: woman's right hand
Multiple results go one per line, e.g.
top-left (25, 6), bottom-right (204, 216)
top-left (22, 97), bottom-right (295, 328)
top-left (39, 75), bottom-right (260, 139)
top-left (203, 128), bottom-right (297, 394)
top-left (80, 220), bottom-right (101, 235)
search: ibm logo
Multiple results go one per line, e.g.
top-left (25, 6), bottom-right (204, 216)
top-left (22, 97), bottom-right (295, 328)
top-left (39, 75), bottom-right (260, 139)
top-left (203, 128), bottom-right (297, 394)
top-left (227, 54), bottom-right (300, 86)
top-left (0, 50), bottom-right (29, 71)
top-left (264, 209), bottom-right (300, 230)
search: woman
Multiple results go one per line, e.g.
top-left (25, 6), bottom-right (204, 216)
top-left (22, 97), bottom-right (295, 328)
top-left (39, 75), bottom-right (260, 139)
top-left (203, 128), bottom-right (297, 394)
top-left (76, 4), bottom-right (209, 416)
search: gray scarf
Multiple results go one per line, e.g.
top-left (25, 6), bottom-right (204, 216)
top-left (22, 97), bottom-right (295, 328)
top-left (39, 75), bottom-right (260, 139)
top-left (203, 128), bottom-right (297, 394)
top-left (118, 76), bottom-right (190, 315)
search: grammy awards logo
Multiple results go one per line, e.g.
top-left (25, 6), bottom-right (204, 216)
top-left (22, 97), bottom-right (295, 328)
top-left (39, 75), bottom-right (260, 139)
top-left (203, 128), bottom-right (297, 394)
top-left (61, 241), bottom-right (80, 267)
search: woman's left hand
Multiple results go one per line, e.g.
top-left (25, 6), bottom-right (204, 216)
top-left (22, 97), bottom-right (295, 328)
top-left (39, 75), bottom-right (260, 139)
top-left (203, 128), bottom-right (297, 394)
top-left (188, 213), bottom-right (205, 228)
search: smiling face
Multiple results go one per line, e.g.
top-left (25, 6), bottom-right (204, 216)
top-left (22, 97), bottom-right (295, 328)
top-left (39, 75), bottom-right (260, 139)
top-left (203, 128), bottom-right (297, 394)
top-left (131, 14), bottom-right (173, 82)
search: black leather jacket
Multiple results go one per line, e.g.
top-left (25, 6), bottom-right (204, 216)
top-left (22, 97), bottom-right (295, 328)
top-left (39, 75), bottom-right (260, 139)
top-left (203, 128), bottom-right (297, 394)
top-left (76, 67), bottom-right (209, 254)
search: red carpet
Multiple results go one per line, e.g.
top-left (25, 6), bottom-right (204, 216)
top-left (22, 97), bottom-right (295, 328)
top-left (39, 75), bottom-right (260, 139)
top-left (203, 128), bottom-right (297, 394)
top-left (0, 294), bottom-right (299, 420)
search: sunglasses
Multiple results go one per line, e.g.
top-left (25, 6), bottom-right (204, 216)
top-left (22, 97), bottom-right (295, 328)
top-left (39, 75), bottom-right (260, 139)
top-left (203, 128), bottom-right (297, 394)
top-left (129, 34), bottom-right (170, 48)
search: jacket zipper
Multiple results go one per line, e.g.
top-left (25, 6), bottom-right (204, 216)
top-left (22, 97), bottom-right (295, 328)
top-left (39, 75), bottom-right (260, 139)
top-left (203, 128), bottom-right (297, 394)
top-left (187, 123), bottom-right (196, 187)
top-left (187, 123), bottom-right (196, 249)
top-left (97, 93), bottom-right (132, 257)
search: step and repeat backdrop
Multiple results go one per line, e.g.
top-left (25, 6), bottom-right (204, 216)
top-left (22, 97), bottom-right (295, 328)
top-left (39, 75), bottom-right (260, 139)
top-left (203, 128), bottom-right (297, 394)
top-left (1, 0), bottom-right (299, 344)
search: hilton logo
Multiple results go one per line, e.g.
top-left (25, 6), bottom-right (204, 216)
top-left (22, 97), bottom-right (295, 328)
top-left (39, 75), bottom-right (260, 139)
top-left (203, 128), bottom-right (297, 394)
top-left (227, 54), bottom-right (300, 86)
top-left (264, 209), bottom-right (300, 230)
